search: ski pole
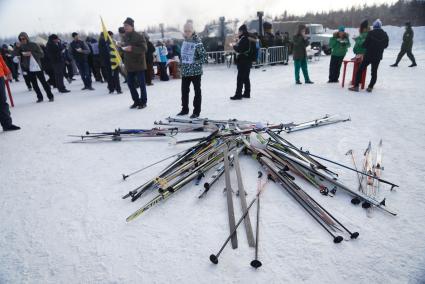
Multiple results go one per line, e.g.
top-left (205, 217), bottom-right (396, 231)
top-left (5, 80), bottom-right (14, 107)
top-left (251, 171), bottom-right (266, 269)
top-left (210, 173), bottom-right (269, 265)
top-left (345, 150), bottom-right (364, 193)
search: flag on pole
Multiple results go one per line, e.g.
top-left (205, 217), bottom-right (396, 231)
top-left (100, 16), bottom-right (122, 70)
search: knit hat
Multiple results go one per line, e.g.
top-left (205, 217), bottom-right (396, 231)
top-left (123, 17), bottom-right (134, 27)
top-left (238, 24), bottom-right (248, 33)
top-left (71, 32), bottom-right (78, 38)
top-left (373, 19), bottom-right (382, 29)
top-left (338, 25), bottom-right (345, 32)
top-left (360, 20), bottom-right (369, 31)
top-left (49, 34), bottom-right (59, 41)
top-left (118, 27), bottom-right (125, 34)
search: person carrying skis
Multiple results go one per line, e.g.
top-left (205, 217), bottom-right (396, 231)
top-left (176, 21), bottom-right (207, 118)
top-left (328, 26), bottom-right (350, 83)
top-left (0, 54), bottom-right (20, 131)
top-left (349, 19), bottom-right (388, 93)
top-left (230, 24), bottom-right (256, 100)
top-left (390, 22), bottom-right (417, 67)
top-left (292, 24), bottom-right (314, 85)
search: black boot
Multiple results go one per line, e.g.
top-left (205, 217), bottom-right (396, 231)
top-left (296, 80), bottom-right (302, 85)
top-left (409, 63), bottom-right (417, 67)
top-left (190, 113), bottom-right (200, 119)
top-left (129, 103), bottom-right (138, 109)
top-left (230, 94), bottom-right (242, 100)
top-left (390, 63), bottom-right (398, 67)
top-left (242, 93), bottom-right (250, 98)
top-left (3, 124), bottom-right (21, 131)
top-left (177, 109), bottom-right (189, 116)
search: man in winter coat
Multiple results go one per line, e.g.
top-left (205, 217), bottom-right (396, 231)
top-left (177, 21), bottom-right (207, 118)
top-left (99, 31), bottom-right (122, 94)
top-left (122, 17), bottom-right (148, 109)
top-left (230, 24), bottom-right (256, 100)
top-left (15, 32), bottom-right (54, 102)
top-left (46, 34), bottom-right (70, 93)
top-left (292, 25), bottom-right (314, 85)
top-left (0, 54), bottom-right (20, 131)
top-left (328, 26), bottom-right (350, 83)
top-left (1, 45), bottom-right (18, 82)
top-left (145, 34), bottom-right (156, 86)
top-left (70, 32), bottom-right (94, 90)
top-left (391, 22), bottom-right (416, 67)
top-left (349, 19), bottom-right (389, 92)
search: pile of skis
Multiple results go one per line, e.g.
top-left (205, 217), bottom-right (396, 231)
top-left (68, 114), bottom-right (350, 143)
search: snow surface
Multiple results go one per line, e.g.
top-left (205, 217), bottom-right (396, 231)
top-left (1, 26), bottom-right (425, 284)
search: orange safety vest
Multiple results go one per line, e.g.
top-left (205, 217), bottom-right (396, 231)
top-left (0, 54), bottom-right (11, 77)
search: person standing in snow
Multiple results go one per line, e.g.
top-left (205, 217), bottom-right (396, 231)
top-left (328, 26), bottom-right (350, 83)
top-left (391, 22), bottom-right (417, 67)
top-left (70, 32), bottom-right (94, 91)
top-left (349, 19), bottom-right (388, 93)
top-left (0, 54), bottom-right (20, 131)
top-left (292, 25), bottom-right (314, 85)
top-left (230, 24), bottom-right (256, 100)
top-left (1, 45), bottom-right (18, 82)
top-left (177, 21), bottom-right (207, 118)
top-left (14, 32), bottom-right (55, 102)
top-left (46, 34), bottom-right (70, 93)
top-left (353, 20), bottom-right (369, 58)
top-left (155, 40), bottom-right (169, 81)
top-left (122, 17), bottom-right (148, 109)
top-left (144, 33), bottom-right (156, 86)
top-left (99, 31), bottom-right (122, 94)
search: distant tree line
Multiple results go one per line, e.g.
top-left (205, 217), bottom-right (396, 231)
top-left (275, 0), bottom-right (425, 28)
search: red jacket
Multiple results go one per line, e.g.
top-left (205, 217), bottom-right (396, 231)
top-left (0, 54), bottom-right (11, 77)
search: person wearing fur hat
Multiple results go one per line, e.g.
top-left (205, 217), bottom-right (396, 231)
top-left (328, 26), bottom-right (351, 83)
top-left (292, 24), bottom-right (314, 85)
top-left (14, 32), bottom-right (55, 102)
top-left (177, 21), bottom-right (207, 118)
top-left (391, 22), bottom-right (416, 67)
top-left (230, 24), bottom-right (256, 100)
top-left (349, 19), bottom-right (388, 93)
top-left (122, 17), bottom-right (148, 109)
top-left (0, 54), bottom-right (20, 131)
top-left (46, 34), bottom-right (70, 93)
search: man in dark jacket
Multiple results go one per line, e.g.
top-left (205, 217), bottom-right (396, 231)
top-left (230, 24), bottom-right (254, 100)
top-left (46, 34), bottom-right (70, 93)
top-left (122, 17), bottom-right (148, 109)
top-left (70, 32), bottom-right (94, 90)
top-left (349, 19), bottom-right (389, 92)
top-left (99, 31), bottom-right (122, 94)
top-left (391, 22), bottom-right (416, 67)
top-left (15, 32), bottom-right (54, 102)
top-left (1, 45), bottom-right (18, 82)
top-left (145, 33), bottom-right (156, 86)
top-left (293, 25), bottom-right (313, 84)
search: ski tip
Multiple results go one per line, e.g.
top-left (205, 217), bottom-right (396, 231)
top-left (351, 197), bottom-right (361, 205)
top-left (334, 236), bottom-right (344, 243)
top-left (122, 174), bottom-right (129, 180)
top-left (350, 232), bottom-right (360, 239)
top-left (209, 254), bottom-right (218, 264)
top-left (250, 259), bottom-right (262, 269)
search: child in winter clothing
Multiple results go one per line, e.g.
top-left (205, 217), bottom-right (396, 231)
top-left (328, 26), bottom-right (350, 83)
top-left (155, 40), bottom-right (169, 81)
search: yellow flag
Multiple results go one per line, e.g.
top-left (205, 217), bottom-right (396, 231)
top-left (100, 16), bottom-right (122, 70)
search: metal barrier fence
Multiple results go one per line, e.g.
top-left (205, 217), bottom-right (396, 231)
top-left (205, 46), bottom-right (289, 68)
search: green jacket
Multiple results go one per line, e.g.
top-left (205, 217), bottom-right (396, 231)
top-left (122, 31), bottom-right (147, 72)
top-left (292, 34), bottom-right (309, 60)
top-left (180, 33), bottom-right (207, 77)
top-left (401, 26), bottom-right (414, 50)
top-left (329, 32), bottom-right (350, 57)
top-left (353, 32), bottom-right (368, 55)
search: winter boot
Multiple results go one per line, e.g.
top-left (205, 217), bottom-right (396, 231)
top-left (349, 86), bottom-right (359, 92)
top-left (230, 94), bottom-right (242, 100)
top-left (409, 63), bottom-right (417, 67)
top-left (177, 109), bottom-right (189, 116)
top-left (390, 64), bottom-right (398, 67)
top-left (3, 124), bottom-right (21, 131)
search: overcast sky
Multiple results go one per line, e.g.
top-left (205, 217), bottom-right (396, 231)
top-left (0, 0), bottom-right (395, 38)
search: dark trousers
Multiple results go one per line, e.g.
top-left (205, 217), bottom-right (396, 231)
top-left (236, 61), bottom-right (251, 96)
top-left (28, 71), bottom-right (54, 100)
top-left (107, 67), bottom-right (121, 93)
top-left (0, 77), bottom-right (12, 129)
top-left (64, 63), bottom-right (74, 80)
top-left (92, 56), bottom-right (104, 82)
top-left (328, 55), bottom-right (344, 82)
top-left (158, 62), bottom-right (169, 81)
top-left (127, 71), bottom-right (147, 105)
top-left (76, 60), bottom-right (92, 88)
top-left (52, 62), bottom-right (66, 91)
top-left (145, 63), bottom-right (154, 84)
top-left (181, 75), bottom-right (202, 115)
top-left (354, 58), bottom-right (380, 89)
top-left (395, 48), bottom-right (416, 65)
top-left (23, 73), bottom-right (32, 89)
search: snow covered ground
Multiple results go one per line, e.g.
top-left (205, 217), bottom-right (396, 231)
top-left (1, 26), bottom-right (425, 283)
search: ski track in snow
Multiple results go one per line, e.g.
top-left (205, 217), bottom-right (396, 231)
top-left (1, 26), bottom-right (425, 284)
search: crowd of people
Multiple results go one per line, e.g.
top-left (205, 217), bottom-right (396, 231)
top-left (0, 17), bottom-right (418, 132)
